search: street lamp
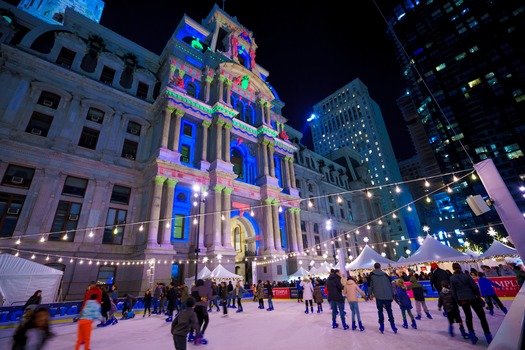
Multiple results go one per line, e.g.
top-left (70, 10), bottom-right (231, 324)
top-left (192, 184), bottom-right (208, 284)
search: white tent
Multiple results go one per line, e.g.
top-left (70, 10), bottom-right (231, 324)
top-left (479, 240), bottom-right (519, 259)
top-left (209, 264), bottom-right (243, 282)
top-left (308, 266), bottom-right (318, 275)
top-left (401, 234), bottom-right (471, 265)
top-left (465, 249), bottom-right (480, 259)
top-left (347, 245), bottom-right (396, 270)
top-left (0, 254), bottom-right (63, 306)
top-left (184, 265), bottom-right (212, 287)
top-left (314, 262), bottom-right (331, 275)
top-left (398, 256), bottom-right (407, 263)
top-left (289, 267), bottom-right (311, 279)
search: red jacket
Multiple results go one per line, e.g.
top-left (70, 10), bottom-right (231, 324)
top-left (82, 286), bottom-right (102, 309)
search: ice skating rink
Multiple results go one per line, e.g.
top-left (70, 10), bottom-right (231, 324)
top-left (0, 298), bottom-right (512, 350)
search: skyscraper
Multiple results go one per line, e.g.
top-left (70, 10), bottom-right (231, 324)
top-left (379, 0), bottom-right (524, 241)
top-left (309, 78), bottom-right (422, 255)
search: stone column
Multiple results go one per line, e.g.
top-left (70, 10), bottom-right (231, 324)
top-left (289, 158), bottom-right (297, 188)
top-left (161, 107), bottom-right (174, 149)
top-left (218, 75), bottom-right (225, 102)
top-left (283, 156), bottom-right (291, 188)
top-left (221, 187), bottom-right (233, 249)
top-left (148, 176), bottom-right (167, 246)
top-left (224, 123), bottom-right (232, 162)
top-left (287, 208), bottom-right (299, 252)
top-left (161, 179), bottom-right (178, 245)
top-left (205, 76), bottom-right (213, 103)
top-left (258, 99), bottom-right (266, 125)
top-left (293, 209), bottom-right (304, 251)
top-left (268, 144), bottom-right (276, 177)
top-left (212, 185), bottom-right (224, 248)
top-left (201, 120), bottom-right (211, 162)
top-left (260, 141), bottom-right (269, 176)
top-left (264, 198), bottom-right (275, 251)
top-left (215, 119), bottom-right (224, 161)
top-left (264, 102), bottom-right (271, 124)
top-left (272, 202), bottom-right (282, 251)
top-left (170, 109), bottom-right (184, 152)
top-left (225, 79), bottom-right (232, 105)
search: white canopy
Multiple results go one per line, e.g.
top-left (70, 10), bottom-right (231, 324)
top-left (184, 266), bottom-right (212, 287)
top-left (313, 262), bottom-right (331, 275)
top-left (401, 234), bottom-right (471, 265)
top-left (0, 254), bottom-right (63, 306)
top-left (398, 256), bottom-right (407, 263)
top-left (465, 249), bottom-right (480, 259)
top-left (333, 262), bottom-right (341, 271)
top-left (479, 240), bottom-right (519, 259)
top-left (347, 245), bottom-right (396, 270)
top-left (308, 266), bottom-right (318, 275)
top-left (209, 264), bottom-right (243, 281)
top-left (289, 267), bottom-right (311, 279)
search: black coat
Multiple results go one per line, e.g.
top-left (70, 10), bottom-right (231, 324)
top-left (101, 292), bottom-right (111, 314)
top-left (167, 288), bottom-right (177, 311)
top-left (144, 293), bottom-right (152, 308)
top-left (23, 295), bottom-right (41, 310)
top-left (326, 273), bottom-right (344, 303)
top-left (430, 267), bottom-right (450, 292)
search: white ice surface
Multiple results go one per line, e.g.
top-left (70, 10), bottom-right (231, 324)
top-left (0, 299), bottom-right (512, 350)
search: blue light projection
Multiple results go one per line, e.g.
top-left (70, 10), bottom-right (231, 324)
top-left (231, 140), bottom-right (257, 185)
top-left (171, 185), bottom-right (192, 243)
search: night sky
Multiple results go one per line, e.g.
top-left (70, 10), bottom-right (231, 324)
top-left (102, 1), bottom-right (413, 160)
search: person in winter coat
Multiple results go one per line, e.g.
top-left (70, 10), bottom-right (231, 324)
top-left (208, 282), bottom-right (220, 312)
top-left (12, 306), bottom-right (53, 350)
top-left (110, 285), bottom-right (119, 304)
top-left (407, 276), bottom-right (432, 320)
top-left (266, 280), bottom-right (274, 311)
top-left (75, 293), bottom-right (103, 350)
top-left (227, 281), bottom-right (235, 308)
top-left (430, 263), bottom-right (450, 293)
top-left (234, 281), bottom-right (246, 313)
top-left (189, 279), bottom-right (213, 344)
top-left (219, 282), bottom-right (228, 317)
top-left (23, 290), bottom-right (42, 310)
top-left (512, 264), bottom-right (525, 287)
top-left (295, 279), bottom-right (304, 303)
top-left (153, 283), bottom-right (162, 314)
top-left (343, 276), bottom-right (366, 331)
top-left (97, 287), bottom-right (111, 326)
top-left (143, 288), bottom-right (152, 317)
top-left (477, 273), bottom-right (507, 315)
top-left (313, 284), bottom-right (324, 313)
top-left (394, 279), bottom-right (417, 330)
top-left (438, 280), bottom-right (469, 339)
top-left (369, 263), bottom-right (397, 334)
top-left (300, 277), bottom-right (315, 314)
top-left (179, 282), bottom-right (189, 311)
top-left (256, 280), bottom-right (265, 309)
top-left (171, 297), bottom-right (200, 350)
top-left (166, 282), bottom-right (177, 322)
top-left (450, 262), bottom-right (492, 345)
top-left (326, 269), bottom-right (348, 329)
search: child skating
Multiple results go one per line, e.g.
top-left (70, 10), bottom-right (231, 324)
top-left (75, 293), bottom-right (103, 350)
top-left (343, 276), bottom-right (367, 331)
top-left (313, 283), bottom-right (324, 313)
top-left (394, 279), bottom-right (417, 329)
top-left (438, 280), bottom-right (469, 339)
top-left (407, 276), bottom-right (432, 320)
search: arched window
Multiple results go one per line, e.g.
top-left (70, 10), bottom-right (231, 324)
top-left (245, 105), bottom-right (255, 125)
top-left (187, 82), bottom-right (197, 98)
top-left (234, 226), bottom-right (241, 252)
top-left (233, 98), bottom-right (244, 121)
top-left (232, 148), bottom-right (244, 180)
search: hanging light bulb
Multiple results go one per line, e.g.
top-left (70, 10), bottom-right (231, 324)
top-left (139, 224), bottom-right (144, 231)
top-left (113, 226), bottom-right (119, 234)
top-left (366, 225), bottom-right (371, 230)
top-left (15, 238), bottom-right (21, 245)
top-left (383, 244), bottom-right (387, 247)
top-left (89, 260), bottom-right (93, 265)
top-left (381, 252), bottom-right (386, 257)
top-left (337, 196), bottom-right (343, 204)
top-left (426, 196), bottom-right (431, 203)
top-left (367, 191), bottom-right (372, 198)
top-left (58, 257), bottom-right (62, 262)
top-left (392, 213), bottom-right (397, 219)
top-left (221, 214), bottom-right (225, 220)
top-left (424, 179), bottom-right (430, 187)
top-left (363, 237), bottom-right (369, 243)
top-left (355, 229), bottom-right (360, 235)
top-left (62, 233), bottom-right (68, 241)
top-left (70, 259), bottom-right (74, 263)
top-left (447, 186), bottom-right (453, 193)
top-left (15, 251), bottom-right (19, 257)
top-left (378, 219), bottom-right (383, 225)
top-left (193, 201), bottom-right (198, 207)
top-left (88, 230), bottom-right (94, 238)
top-left (250, 209), bottom-right (255, 216)
top-left (31, 254), bottom-right (36, 259)
top-left (165, 221), bottom-right (170, 229)
top-left (46, 256), bottom-right (50, 261)
top-left (308, 200), bottom-right (313, 208)
top-left (395, 186), bottom-right (401, 193)
top-left (193, 218), bottom-right (198, 225)
top-left (407, 206), bottom-right (413, 212)
top-left (40, 235), bottom-right (46, 243)
top-left (453, 174), bottom-right (458, 182)
top-left (471, 173), bottom-right (477, 180)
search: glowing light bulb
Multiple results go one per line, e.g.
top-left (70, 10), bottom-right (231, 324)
top-left (70, 259), bottom-right (74, 263)
top-left (447, 186), bottom-right (453, 193)
top-left (407, 206), bottom-right (412, 212)
top-left (221, 214), bottom-right (225, 220)
top-left (337, 196), bottom-right (343, 204)
top-left (424, 180), bottom-right (430, 187)
top-left (88, 230), bottom-right (94, 238)
top-left (367, 191), bottom-right (372, 198)
top-left (381, 252), bottom-right (386, 257)
top-left (378, 219), bottom-right (383, 225)
top-left (40, 235), bottom-right (46, 243)
top-left (453, 175), bottom-right (458, 182)
top-left (113, 227), bottom-right (119, 234)
top-left (250, 209), bottom-right (255, 216)
top-left (426, 196), bottom-right (431, 203)
top-left (58, 257), bottom-right (62, 262)
top-left (392, 213), bottom-right (397, 219)
top-left (15, 238), bottom-right (21, 245)
top-left (395, 186), bottom-right (401, 193)
top-left (31, 254), bottom-right (36, 259)
top-left (193, 218), bottom-right (198, 225)
top-left (366, 225), bottom-right (371, 230)
top-left (139, 224), bottom-right (144, 231)
top-left (471, 173), bottom-right (477, 180)
top-left (165, 222), bottom-right (170, 229)
top-left (308, 201), bottom-right (313, 208)
top-left (62, 233), bottom-right (68, 241)
top-left (278, 206), bottom-right (283, 213)
top-left (15, 251), bottom-right (19, 257)
top-left (46, 256), bottom-right (50, 261)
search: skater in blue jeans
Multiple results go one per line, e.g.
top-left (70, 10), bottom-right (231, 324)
top-left (369, 262), bottom-right (397, 334)
top-left (325, 269), bottom-right (348, 329)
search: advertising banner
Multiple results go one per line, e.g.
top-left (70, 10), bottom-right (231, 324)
top-left (272, 288), bottom-right (290, 299)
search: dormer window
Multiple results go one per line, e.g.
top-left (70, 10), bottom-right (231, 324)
top-left (136, 82), bottom-right (149, 99)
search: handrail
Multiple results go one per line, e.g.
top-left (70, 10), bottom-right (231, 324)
top-left (488, 285), bottom-right (524, 350)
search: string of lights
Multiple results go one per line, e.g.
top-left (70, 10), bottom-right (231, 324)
top-left (1, 168), bottom-right (474, 244)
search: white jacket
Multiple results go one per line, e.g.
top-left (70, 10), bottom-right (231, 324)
top-left (300, 281), bottom-right (314, 300)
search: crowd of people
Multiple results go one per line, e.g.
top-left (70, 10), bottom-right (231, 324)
top-left (8, 260), bottom-right (523, 349)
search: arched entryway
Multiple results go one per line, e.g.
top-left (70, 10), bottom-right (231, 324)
top-left (230, 212), bottom-right (258, 284)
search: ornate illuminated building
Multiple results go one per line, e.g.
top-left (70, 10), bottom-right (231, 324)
top-left (0, 2), bottom-right (304, 299)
